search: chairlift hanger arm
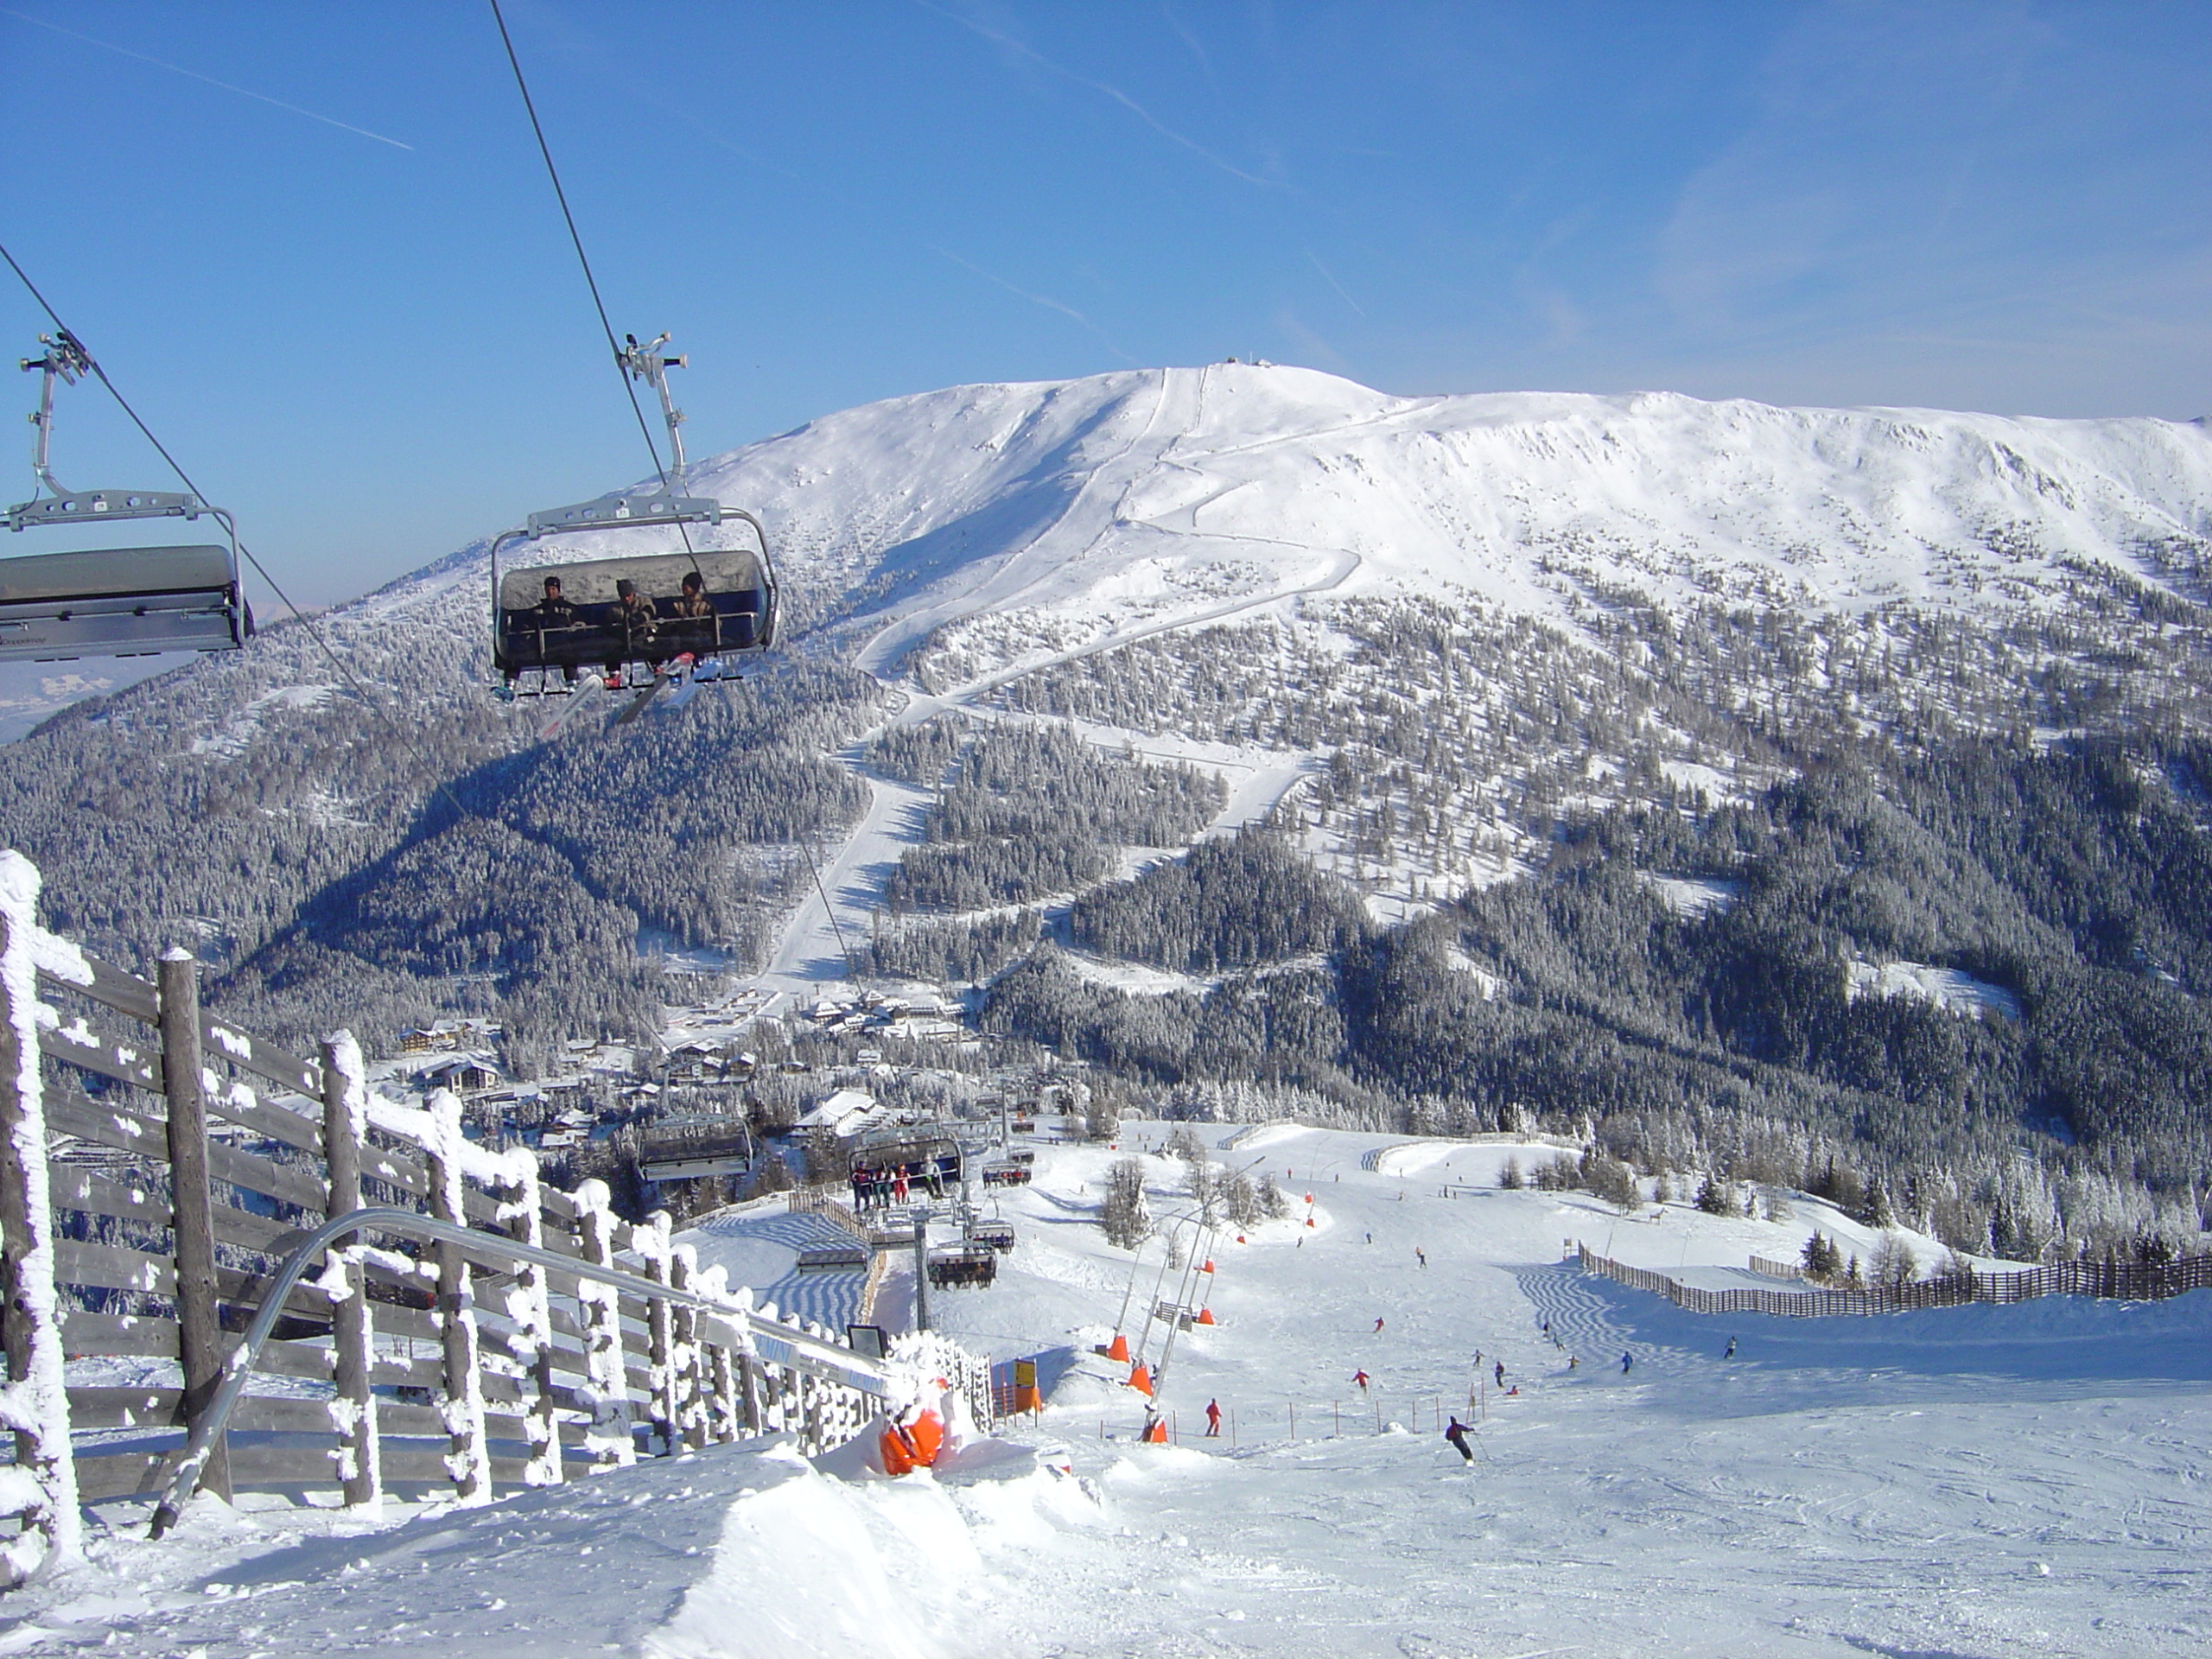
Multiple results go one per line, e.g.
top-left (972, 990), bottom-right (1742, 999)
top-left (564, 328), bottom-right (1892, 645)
top-left (8, 332), bottom-right (217, 534)
top-left (22, 330), bottom-right (89, 498)
top-left (619, 332), bottom-right (688, 492)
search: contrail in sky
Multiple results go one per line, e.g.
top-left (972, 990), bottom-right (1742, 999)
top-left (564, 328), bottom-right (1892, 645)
top-left (3, 9), bottom-right (414, 150)
top-left (1306, 250), bottom-right (1367, 318)
top-left (916, 0), bottom-right (1280, 191)
top-left (925, 245), bottom-right (1141, 365)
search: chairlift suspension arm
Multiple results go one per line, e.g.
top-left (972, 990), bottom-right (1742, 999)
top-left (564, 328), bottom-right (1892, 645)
top-left (620, 333), bottom-right (689, 493)
top-left (20, 331), bottom-right (89, 499)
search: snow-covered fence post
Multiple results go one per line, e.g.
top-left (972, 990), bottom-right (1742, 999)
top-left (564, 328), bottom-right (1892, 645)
top-left (667, 1246), bottom-right (706, 1451)
top-left (707, 1343), bottom-right (741, 1443)
top-left (425, 1090), bottom-right (489, 1503)
top-left (570, 1181), bottom-right (633, 1468)
top-left (319, 1034), bottom-right (379, 1513)
top-left (735, 1348), bottom-right (765, 1435)
top-left (0, 855), bottom-right (80, 1582)
top-left (499, 1160), bottom-right (562, 1488)
top-left (157, 948), bottom-right (231, 1503)
top-left (639, 1212), bottom-right (677, 1454)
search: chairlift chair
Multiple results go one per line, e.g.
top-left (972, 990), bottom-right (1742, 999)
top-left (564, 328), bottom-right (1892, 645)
top-left (926, 1243), bottom-right (998, 1289)
top-left (2, 334), bottom-right (252, 663)
top-left (847, 1128), bottom-right (964, 1210)
top-left (489, 335), bottom-right (778, 698)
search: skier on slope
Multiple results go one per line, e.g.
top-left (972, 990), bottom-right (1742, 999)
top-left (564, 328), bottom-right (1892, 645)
top-left (1205, 1399), bottom-right (1222, 1438)
top-left (1621, 1351), bottom-right (1634, 1374)
top-left (1416, 1248), bottom-right (1427, 1268)
top-left (1724, 1337), bottom-right (1737, 1359)
top-left (1373, 1316), bottom-right (1386, 1333)
top-left (1353, 1369), bottom-right (1370, 1394)
top-left (1444, 1416), bottom-right (1474, 1464)
top-left (1494, 1359), bottom-right (1505, 1389)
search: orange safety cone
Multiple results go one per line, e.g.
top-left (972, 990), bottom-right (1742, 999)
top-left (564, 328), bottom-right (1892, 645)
top-left (1305, 1217), bottom-right (1316, 1228)
top-left (1236, 1235), bottom-right (1247, 1244)
top-left (1106, 1332), bottom-right (1130, 1363)
top-left (1128, 1363), bottom-right (1154, 1396)
top-left (1200, 1260), bottom-right (1216, 1274)
top-left (1197, 1306), bottom-right (1216, 1325)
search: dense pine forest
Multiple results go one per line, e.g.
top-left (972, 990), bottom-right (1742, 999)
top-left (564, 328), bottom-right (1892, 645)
top-left (976, 733), bottom-right (2212, 1259)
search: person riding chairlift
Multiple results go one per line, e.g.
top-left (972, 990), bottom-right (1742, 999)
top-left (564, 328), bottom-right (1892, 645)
top-left (608, 577), bottom-right (659, 677)
top-left (531, 575), bottom-right (582, 682)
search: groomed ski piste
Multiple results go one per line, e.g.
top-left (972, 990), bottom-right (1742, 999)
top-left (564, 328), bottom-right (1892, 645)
top-left (6, 1122), bottom-right (2207, 1656)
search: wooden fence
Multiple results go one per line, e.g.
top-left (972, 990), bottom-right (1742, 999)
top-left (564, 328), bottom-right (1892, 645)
top-left (0, 851), bottom-right (991, 1584)
top-left (1579, 1242), bottom-right (2212, 1318)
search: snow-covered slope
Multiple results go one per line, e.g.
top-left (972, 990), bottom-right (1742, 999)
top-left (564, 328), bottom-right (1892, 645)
top-left (22, 1122), bottom-right (2208, 1656)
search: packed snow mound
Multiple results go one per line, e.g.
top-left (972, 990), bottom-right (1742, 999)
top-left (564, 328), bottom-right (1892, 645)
top-left (12, 1439), bottom-right (1096, 1657)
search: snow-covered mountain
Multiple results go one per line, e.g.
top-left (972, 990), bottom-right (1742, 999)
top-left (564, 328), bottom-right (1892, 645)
top-left (3, 364), bottom-right (2209, 1116)
top-left (313, 363), bottom-right (2209, 696)
top-left (661, 363), bottom-right (2212, 675)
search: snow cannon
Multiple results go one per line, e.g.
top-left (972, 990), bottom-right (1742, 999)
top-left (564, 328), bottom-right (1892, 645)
top-left (1105, 1332), bottom-right (1131, 1363)
top-left (1197, 1306), bottom-right (1216, 1325)
top-left (1127, 1363), bottom-right (1154, 1397)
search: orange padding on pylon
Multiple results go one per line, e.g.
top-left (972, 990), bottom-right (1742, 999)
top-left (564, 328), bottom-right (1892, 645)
top-left (1142, 1420), bottom-right (1169, 1443)
top-left (1128, 1363), bottom-right (1154, 1396)
top-left (1201, 1260), bottom-right (1216, 1274)
top-left (1106, 1332), bottom-right (1130, 1363)
top-left (1197, 1306), bottom-right (1215, 1325)
top-left (879, 1408), bottom-right (946, 1476)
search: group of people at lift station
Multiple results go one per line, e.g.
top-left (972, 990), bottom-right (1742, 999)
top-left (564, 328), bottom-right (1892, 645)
top-left (849, 1151), bottom-right (959, 1211)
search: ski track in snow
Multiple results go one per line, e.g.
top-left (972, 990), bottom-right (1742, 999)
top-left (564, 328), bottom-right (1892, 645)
top-left (12, 1122), bottom-right (2210, 1656)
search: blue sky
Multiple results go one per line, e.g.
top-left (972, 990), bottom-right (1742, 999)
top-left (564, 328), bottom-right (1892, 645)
top-left (2, 1), bottom-right (2208, 607)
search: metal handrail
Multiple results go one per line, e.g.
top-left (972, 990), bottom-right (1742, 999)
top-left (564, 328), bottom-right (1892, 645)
top-left (149, 1205), bottom-right (888, 1538)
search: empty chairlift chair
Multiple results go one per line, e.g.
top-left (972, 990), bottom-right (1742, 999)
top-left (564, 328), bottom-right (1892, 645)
top-left (2, 333), bottom-right (252, 663)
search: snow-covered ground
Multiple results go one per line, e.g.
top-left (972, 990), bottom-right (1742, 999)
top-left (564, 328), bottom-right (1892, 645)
top-left (10, 1121), bottom-right (2208, 1656)
top-left (1847, 957), bottom-right (2025, 1022)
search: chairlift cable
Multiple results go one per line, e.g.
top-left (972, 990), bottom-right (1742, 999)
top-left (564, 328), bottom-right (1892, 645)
top-left (484, 0), bottom-right (701, 567)
top-left (0, 239), bottom-right (324, 657)
top-left (796, 830), bottom-right (868, 998)
top-left (0, 239), bottom-right (464, 809)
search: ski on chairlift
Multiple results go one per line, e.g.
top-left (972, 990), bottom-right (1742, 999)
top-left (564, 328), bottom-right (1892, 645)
top-left (490, 334), bottom-right (777, 701)
top-left (1, 332), bottom-right (254, 663)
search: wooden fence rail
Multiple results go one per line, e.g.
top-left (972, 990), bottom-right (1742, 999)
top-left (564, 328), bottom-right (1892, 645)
top-left (1579, 1242), bottom-right (2212, 1318)
top-left (0, 850), bottom-right (993, 1585)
